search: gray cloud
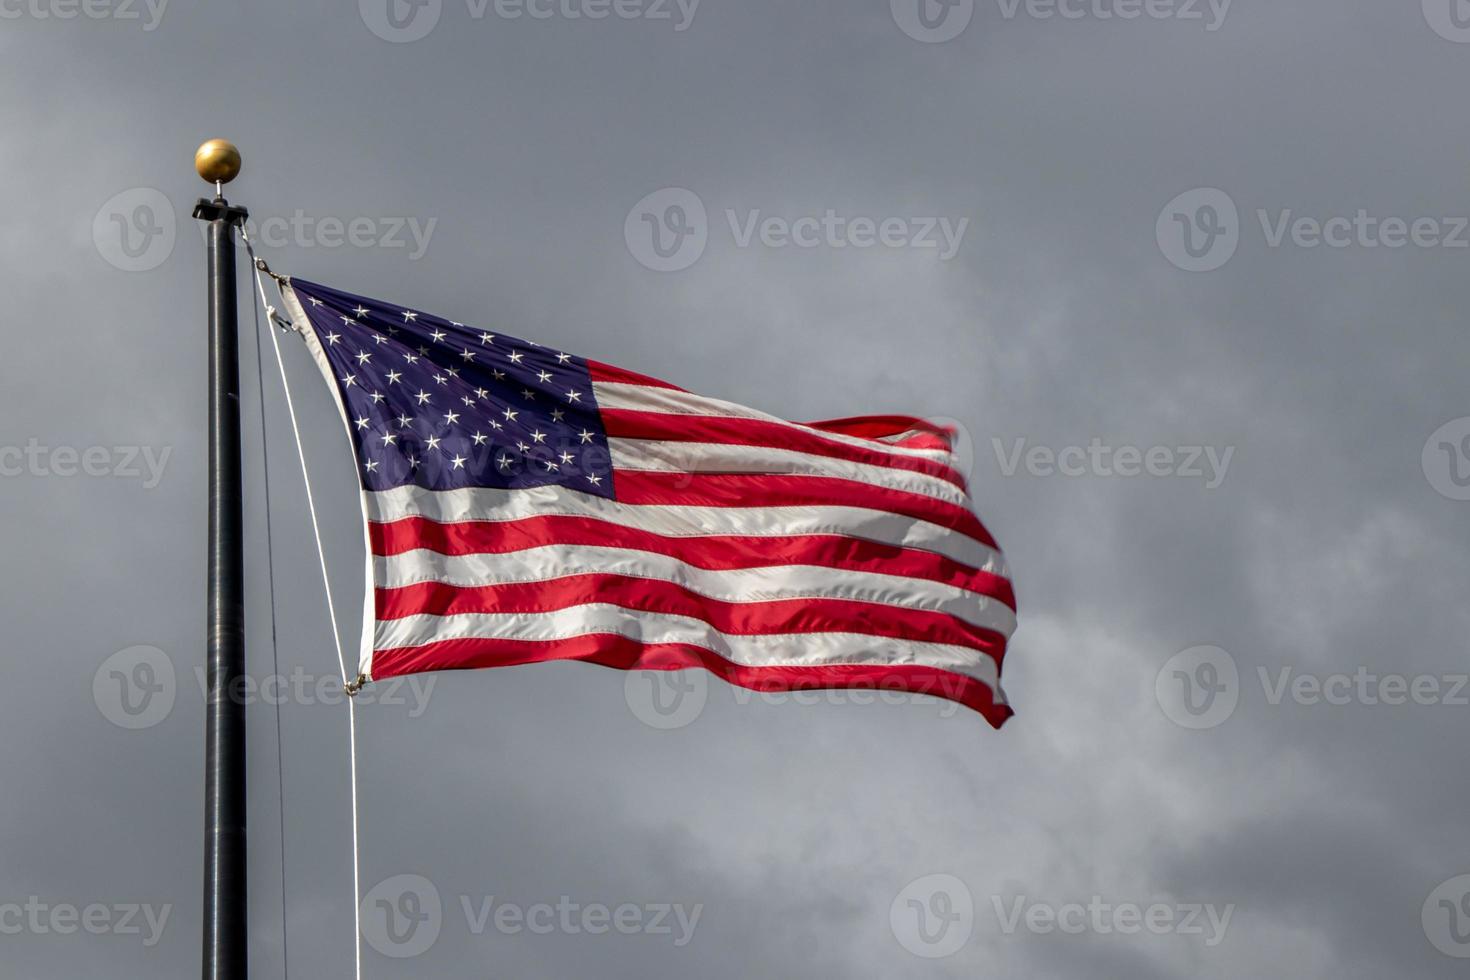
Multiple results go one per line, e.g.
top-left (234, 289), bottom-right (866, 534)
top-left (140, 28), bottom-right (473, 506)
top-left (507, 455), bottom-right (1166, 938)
top-left (0, 0), bottom-right (1467, 976)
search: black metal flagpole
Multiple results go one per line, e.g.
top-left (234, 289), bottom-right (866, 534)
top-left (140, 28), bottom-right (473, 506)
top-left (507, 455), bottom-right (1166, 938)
top-left (192, 138), bottom-right (250, 980)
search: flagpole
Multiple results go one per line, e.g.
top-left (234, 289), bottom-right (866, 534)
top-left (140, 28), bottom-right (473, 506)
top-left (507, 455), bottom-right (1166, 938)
top-left (192, 139), bottom-right (250, 980)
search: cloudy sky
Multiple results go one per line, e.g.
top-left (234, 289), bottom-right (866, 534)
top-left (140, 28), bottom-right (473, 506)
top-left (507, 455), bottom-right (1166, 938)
top-left (2, 0), bottom-right (1469, 976)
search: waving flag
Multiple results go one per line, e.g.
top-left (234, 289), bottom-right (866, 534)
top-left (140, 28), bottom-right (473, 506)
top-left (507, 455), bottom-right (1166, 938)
top-left (280, 278), bottom-right (1017, 727)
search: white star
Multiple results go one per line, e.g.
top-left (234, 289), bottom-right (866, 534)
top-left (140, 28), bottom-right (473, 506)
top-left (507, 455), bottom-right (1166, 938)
top-left (308, 297), bottom-right (323, 307)
top-left (488, 419), bottom-right (503, 431)
top-left (380, 432), bottom-right (398, 446)
top-left (550, 409), bottom-right (566, 422)
top-left (425, 435), bottom-right (442, 452)
top-left (586, 474), bottom-right (602, 486)
top-left (475, 388), bottom-right (490, 399)
top-left (502, 407), bottom-right (519, 422)
top-left (537, 370), bottom-right (553, 383)
top-left (480, 332), bottom-right (495, 345)
top-left (497, 454), bottom-right (513, 470)
top-left (403, 352), bottom-right (419, 365)
top-left (559, 451), bottom-right (574, 465)
top-left (396, 414), bottom-right (414, 428)
top-left (462, 396), bottom-right (477, 407)
top-left (566, 389), bottom-right (582, 403)
top-left (461, 349), bottom-right (476, 362)
top-left (431, 329), bottom-right (447, 343)
top-left (325, 331), bottom-right (341, 345)
top-left (339, 315), bottom-right (357, 326)
top-left (356, 351), bottom-right (372, 365)
top-left (415, 391), bottom-right (432, 405)
top-left (452, 321), bottom-right (464, 328)
top-left (492, 370), bottom-right (506, 381)
top-left (372, 334), bottom-right (388, 345)
top-left (516, 441), bottom-right (530, 452)
top-left (446, 367), bottom-right (460, 378)
top-left (443, 411), bottom-right (461, 425)
top-left (354, 416), bottom-right (370, 430)
top-left (472, 432), bottom-right (489, 446)
top-left (531, 430), bottom-right (547, 443)
top-left (386, 371), bottom-right (403, 385)
top-left (364, 460), bottom-right (379, 473)
top-left (402, 311), bottom-right (418, 322)
top-left (543, 460), bottom-right (560, 472)
top-left (406, 454), bottom-right (419, 470)
top-left (450, 454), bottom-right (467, 470)
top-left (370, 392), bottom-right (386, 405)
top-left (555, 352), bottom-right (571, 364)
top-left (433, 373), bottom-right (448, 386)
top-left (507, 351), bottom-right (525, 364)
top-left (341, 374), bottom-right (357, 388)
top-left (521, 389), bottom-right (537, 401)
top-left (354, 306), bottom-right (370, 317)
top-left (579, 429), bottom-right (594, 444)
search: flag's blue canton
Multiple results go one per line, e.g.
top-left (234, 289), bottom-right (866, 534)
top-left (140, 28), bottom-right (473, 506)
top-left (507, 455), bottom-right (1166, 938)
top-left (290, 278), bottom-right (613, 498)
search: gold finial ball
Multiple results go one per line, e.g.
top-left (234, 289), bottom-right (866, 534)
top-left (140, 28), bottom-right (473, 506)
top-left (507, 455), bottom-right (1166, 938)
top-left (194, 139), bottom-right (242, 185)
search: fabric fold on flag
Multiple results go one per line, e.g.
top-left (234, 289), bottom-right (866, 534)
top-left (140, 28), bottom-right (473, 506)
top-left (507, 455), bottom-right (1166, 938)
top-left (278, 277), bottom-right (1018, 728)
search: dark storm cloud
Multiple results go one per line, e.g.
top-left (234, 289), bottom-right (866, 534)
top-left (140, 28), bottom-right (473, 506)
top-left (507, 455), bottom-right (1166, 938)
top-left (0, 0), bottom-right (1467, 976)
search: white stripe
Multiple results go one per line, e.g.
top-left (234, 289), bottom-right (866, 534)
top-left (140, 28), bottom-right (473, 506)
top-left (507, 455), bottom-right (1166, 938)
top-left (608, 438), bottom-right (968, 506)
top-left (365, 485), bottom-right (1008, 575)
top-left (593, 381), bottom-right (956, 463)
top-left (377, 545), bottom-right (1017, 636)
top-left (374, 605), bottom-right (1004, 694)
top-left (879, 428), bottom-right (946, 446)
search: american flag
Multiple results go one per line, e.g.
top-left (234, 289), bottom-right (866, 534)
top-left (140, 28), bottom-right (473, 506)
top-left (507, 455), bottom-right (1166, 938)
top-left (282, 278), bottom-right (1016, 727)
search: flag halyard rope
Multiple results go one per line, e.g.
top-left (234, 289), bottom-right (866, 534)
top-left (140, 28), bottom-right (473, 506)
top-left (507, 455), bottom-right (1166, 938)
top-left (243, 232), bottom-right (364, 980)
top-left (247, 244), bottom-right (295, 980)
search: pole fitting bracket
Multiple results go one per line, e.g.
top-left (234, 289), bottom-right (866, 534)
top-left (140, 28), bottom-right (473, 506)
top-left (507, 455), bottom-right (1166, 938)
top-left (192, 198), bottom-right (249, 225)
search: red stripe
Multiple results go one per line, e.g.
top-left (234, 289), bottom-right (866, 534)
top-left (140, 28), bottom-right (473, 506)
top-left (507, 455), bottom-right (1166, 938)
top-left (587, 360), bottom-right (685, 391)
top-left (803, 416), bottom-right (954, 449)
top-left (613, 471), bottom-right (1000, 551)
top-left (370, 515), bottom-right (1013, 606)
top-left (370, 633), bottom-right (1013, 729)
top-left (377, 575), bottom-right (1010, 661)
top-left (887, 432), bottom-right (953, 452)
top-left (600, 409), bottom-right (968, 490)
